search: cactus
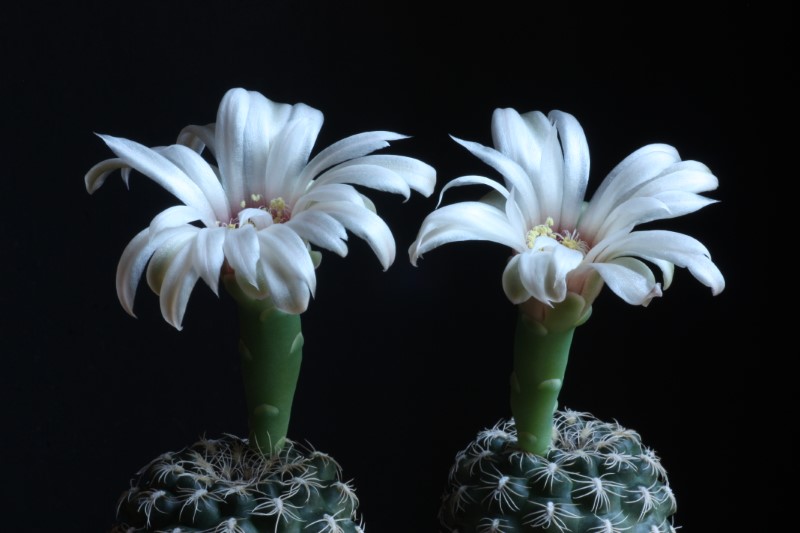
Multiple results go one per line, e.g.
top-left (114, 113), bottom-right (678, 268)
top-left (111, 434), bottom-right (364, 533)
top-left (439, 412), bottom-right (677, 533)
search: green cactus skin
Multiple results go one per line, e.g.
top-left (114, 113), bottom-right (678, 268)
top-left (439, 410), bottom-right (678, 533)
top-left (111, 434), bottom-right (365, 533)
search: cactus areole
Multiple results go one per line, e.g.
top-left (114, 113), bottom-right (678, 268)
top-left (511, 293), bottom-right (592, 455)
top-left (222, 274), bottom-right (304, 456)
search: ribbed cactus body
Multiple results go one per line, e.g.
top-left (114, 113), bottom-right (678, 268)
top-left (111, 435), bottom-right (364, 533)
top-left (439, 410), bottom-right (678, 533)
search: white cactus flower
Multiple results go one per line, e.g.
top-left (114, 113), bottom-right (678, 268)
top-left (87, 88), bottom-right (435, 329)
top-left (409, 108), bottom-right (724, 311)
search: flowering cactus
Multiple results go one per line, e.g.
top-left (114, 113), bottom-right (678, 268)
top-left (87, 87), bottom-right (435, 531)
top-left (410, 107), bottom-right (724, 531)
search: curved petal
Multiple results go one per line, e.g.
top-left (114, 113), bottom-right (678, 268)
top-left (96, 134), bottom-right (216, 222)
top-left (321, 201), bottom-right (396, 270)
top-left (156, 144), bottom-right (229, 222)
top-left (292, 183), bottom-right (367, 213)
top-left (159, 241), bottom-right (201, 330)
top-left (192, 226), bottom-right (227, 295)
top-left (502, 254), bottom-right (530, 304)
top-left (517, 237), bottom-right (584, 304)
top-left (263, 109), bottom-right (324, 202)
top-left (589, 257), bottom-right (662, 306)
top-left (299, 131), bottom-right (408, 184)
top-left (549, 110), bottom-right (590, 227)
top-left (145, 229), bottom-right (197, 297)
top-left (535, 118), bottom-right (565, 224)
top-left (284, 210), bottom-right (349, 257)
top-left (177, 123), bottom-right (216, 155)
top-left (491, 108), bottom-right (549, 180)
top-left (344, 154), bottom-right (436, 197)
top-left (409, 201), bottom-right (524, 265)
top-left (116, 226), bottom-right (194, 316)
top-left (451, 136), bottom-right (539, 220)
top-left (85, 157), bottom-right (128, 194)
top-left (312, 163), bottom-right (411, 200)
top-left (256, 224), bottom-right (316, 314)
top-left (237, 208), bottom-right (273, 229)
top-left (149, 205), bottom-right (206, 236)
top-left (115, 228), bottom-right (152, 317)
top-left (222, 224), bottom-right (260, 287)
top-left (214, 88), bottom-right (252, 206)
top-left (635, 160), bottom-right (719, 196)
top-left (582, 144), bottom-right (680, 232)
top-left (435, 175), bottom-right (510, 208)
top-left (591, 230), bottom-right (724, 295)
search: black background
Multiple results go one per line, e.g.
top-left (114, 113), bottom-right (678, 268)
top-left (3, 1), bottom-right (772, 531)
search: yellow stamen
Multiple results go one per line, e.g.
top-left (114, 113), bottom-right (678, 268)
top-left (526, 217), bottom-right (589, 254)
top-left (526, 217), bottom-right (555, 248)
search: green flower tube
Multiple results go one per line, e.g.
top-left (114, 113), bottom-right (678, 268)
top-left (224, 274), bottom-right (303, 456)
top-left (510, 292), bottom-right (591, 455)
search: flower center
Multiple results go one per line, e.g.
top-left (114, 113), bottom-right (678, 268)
top-left (526, 216), bottom-right (588, 254)
top-left (221, 195), bottom-right (291, 228)
top-left (267, 197), bottom-right (290, 223)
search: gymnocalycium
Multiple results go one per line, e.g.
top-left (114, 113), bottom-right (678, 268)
top-left (409, 107), bottom-right (724, 532)
top-left (87, 87), bottom-right (436, 532)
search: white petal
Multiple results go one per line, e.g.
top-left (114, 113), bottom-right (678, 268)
top-left (312, 163), bottom-right (411, 200)
top-left (502, 254), bottom-right (531, 304)
top-left (238, 208), bottom-right (273, 229)
top-left (491, 108), bottom-right (549, 179)
top-left (257, 224), bottom-right (316, 314)
top-left (591, 196), bottom-right (671, 241)
top-left (222, 224), bottom-right (260, 287)
top-left (346, 154), bottom-right (436, 197)
top-left (97, 134), bottom-right (216, 223)
top-left (435, 175), bottom-right (510, 208)
top-left (589, 257), bottom-right (662, 306)
top-left (322, 201), bottom-right (396, 270)
top-left (592, 230), bottom-right (724, 295)
top-left (300, 131), bottom-right (408, 184)
top-left (116, 226), bottom-right (195, 316)
top-left (451, 136), bottom-right (539, 221)
top-left (85, 157), bottom-right (128, 194)
top-left (535, 119), bottom-right (565, 224)
top-left (192, 227), bottom-right (226, 295)
top-left (635, 160), bottom-right (719, 196)
top-left (214, 88), bottom-right (252, 206)
top-left (149, 205), bottom-right (206, 236)
top-left (293, 183), bottom-right (367, 213)
top-left (517, 237), bottom-right (583, 304)
top-left (582, 144), bottom-right (680, 232)
top-left (159, 241), bottom-right (201, 330)
top-left (549, 110), bottom-right (590, 227)
top-left (285, 210), bottom-right (348, 257)
top-left (409, 202), bottom-right (524, 265)
top-left (177, 123), bottom-right (216, 155)
top-left (263, 108), bottom-right (324, 202)
top-left (145, 229), bottom-right (197, 297)
top-left (156, 144), bottom-right (229, 221)
top-left (115, 228), bottom-right (152, 317)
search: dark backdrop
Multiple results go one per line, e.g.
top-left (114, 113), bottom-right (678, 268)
top-left (3, 2), bottom-right (770, 531)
